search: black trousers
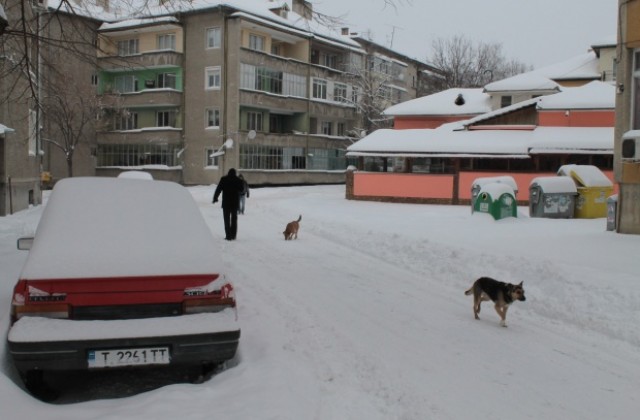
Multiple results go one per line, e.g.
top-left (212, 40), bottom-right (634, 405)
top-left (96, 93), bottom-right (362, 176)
top-left (222, 207), bottom-right (238, 239)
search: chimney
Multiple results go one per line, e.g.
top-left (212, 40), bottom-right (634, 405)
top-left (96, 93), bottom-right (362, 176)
top-left (341, 27), bottom-right (349, 36)
top-left (292, 0), bottom-right (313, 20)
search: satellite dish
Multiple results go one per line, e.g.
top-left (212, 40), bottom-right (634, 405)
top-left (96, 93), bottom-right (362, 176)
top-left (224, 138), bottom-right (234, 149)
top-left (360, 130), bottom-right (367, 138)
top-left (247, 130), bottom-right (257, 140)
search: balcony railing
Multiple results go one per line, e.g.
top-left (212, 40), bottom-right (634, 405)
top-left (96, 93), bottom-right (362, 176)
top-left (99, 50), bottom-right (183, 70)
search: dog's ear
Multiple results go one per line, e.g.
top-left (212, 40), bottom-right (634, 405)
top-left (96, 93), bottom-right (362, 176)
top-left (518, 281), bottom-right (523, 286)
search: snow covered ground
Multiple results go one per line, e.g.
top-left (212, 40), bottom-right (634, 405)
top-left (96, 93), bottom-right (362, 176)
top-left (1, 184), bottom-right (638, 419)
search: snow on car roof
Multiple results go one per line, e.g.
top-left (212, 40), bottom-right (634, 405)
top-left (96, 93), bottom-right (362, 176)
top-left (20, 177), bottom-right (222, 280)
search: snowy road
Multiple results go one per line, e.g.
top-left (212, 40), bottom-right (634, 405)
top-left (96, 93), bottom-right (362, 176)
top-left (0, 184), bottom-right (638, 419)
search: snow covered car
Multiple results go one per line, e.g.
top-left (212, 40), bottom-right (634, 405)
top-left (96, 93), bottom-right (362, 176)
top-left (8, 177), bottom-right (240, 391)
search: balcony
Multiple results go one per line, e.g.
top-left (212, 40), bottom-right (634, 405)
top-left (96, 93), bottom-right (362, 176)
top-left (97, 128), bottom-right (183, 145)
top-left (101, 89), bottom-right (183, 108)
top-left (99, 50), bottom-right (183, 71)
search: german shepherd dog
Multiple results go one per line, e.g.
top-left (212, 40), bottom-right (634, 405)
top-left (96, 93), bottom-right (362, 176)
top-left (465, 277), bottom-right (526, 327)
top-left (283, 215), bottom-right (301, 240)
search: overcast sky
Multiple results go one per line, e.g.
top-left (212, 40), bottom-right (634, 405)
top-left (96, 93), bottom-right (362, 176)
top-left (314, 0), bottom-right (618, 69)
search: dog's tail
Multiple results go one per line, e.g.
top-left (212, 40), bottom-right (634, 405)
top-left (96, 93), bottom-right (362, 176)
top-left (464, 288), bottom-right (472, 295)
top-left (297, 215), bottom-right (302, 222)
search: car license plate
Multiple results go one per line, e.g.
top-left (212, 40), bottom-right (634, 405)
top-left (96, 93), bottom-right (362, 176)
top-left (88, 347), bottom-right (170, 368)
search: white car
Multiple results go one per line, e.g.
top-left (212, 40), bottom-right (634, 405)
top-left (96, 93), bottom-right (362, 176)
top-left (8, 177), bottom-right (240, 396)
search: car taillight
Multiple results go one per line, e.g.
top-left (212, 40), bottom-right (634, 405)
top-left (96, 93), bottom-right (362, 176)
top-left (183, 283), bottom-right (236, 314)
top-left (11, 292), bottom-right (70, 324)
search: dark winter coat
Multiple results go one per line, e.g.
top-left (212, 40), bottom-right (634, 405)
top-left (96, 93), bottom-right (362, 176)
top-left (213, 168), bottom-right (244, 211)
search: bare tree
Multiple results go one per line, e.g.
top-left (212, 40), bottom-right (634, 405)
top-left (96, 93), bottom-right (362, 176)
top-left (428, 35), bottom-right (531, 90)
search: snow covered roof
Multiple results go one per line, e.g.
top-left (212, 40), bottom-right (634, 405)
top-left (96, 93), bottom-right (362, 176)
top-left (20, 177), bottom-right (223, 280)
top-left (382, 89), bottom-right (491, 117)
top-left (537, 81), bottom-right (615, 110)
top-left (99, 16), bottom-right (180, 32)
top-left (463, 97), bottom-right (541, 126)
top-left (530, 176), bottom-right (578, 194)
top-left (67, 1), bottom-right (361, 51)
top-left (557, 164), bottom-right (613, 187)
top-left (484, 73), bottom-right (561, 93)
top-left (484, 51), bottom-right (600, 93)
top-left (346, 126), bottom-right (613, 158)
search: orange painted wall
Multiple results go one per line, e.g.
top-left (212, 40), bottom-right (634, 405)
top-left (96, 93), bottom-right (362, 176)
top-left (538, 110), bottom-right (615, 127)
top-left (352, 170), bottom-right (617, 203)
top-left (353, 172), bottom-right (454, 199)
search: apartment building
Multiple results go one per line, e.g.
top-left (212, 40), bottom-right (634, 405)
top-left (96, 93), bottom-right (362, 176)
top-left (93, 1), bottom-right (437, 186)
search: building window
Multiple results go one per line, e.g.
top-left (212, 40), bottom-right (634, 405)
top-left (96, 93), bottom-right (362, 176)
top-left (501, 95), bottom-right (512, 108)
top-left (157, 34), bottom-right (176, 50)
top-left (157, 72), bottom-right (176, 89)
top-left (247, 111), bottom-right (263, 131)
top-left (321, 52), bottom-right (338, 69)
top-left (206, 108), bottom-right (220, 128)
top-left (117, 39), bottom-right (139, 56)
top-left (91, 73), bottom-right (98, 86)
top-left (114, 75), bottom-right (137, 93)
top-left (312, 79), bottom-right (327, 99)
top-left (321, 121), bottom-right (332, 135)
top-left (206, 27), bottom-right (221, 49)
top-left (337, 122), bottom-right (345, 136)
top-left (249, 34), bottom-right (265, 52)
top-left (97, 143), bottom-right (180, 167)
top-left (28, 109), bottom-right (37, 156)
top-left (114, 112), bottom-right (138, 131)
top-left (239, 145), bottom-right (306, 170)
top-left (333, 83), bottom-right (347, 102)
top-left (205, 66), bottom-right (221, 90)
top-left (240, 63), bottom-right (306, 98)
top-left (156, 110), bottom-right (174, 127)
top-left (205, 148), bottom-right (220, 168)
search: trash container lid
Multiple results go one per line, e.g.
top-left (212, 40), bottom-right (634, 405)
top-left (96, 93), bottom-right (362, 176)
top-left (557, 164), bottom-right (612, 187)
top-left (530, 176), bottom-right (577, 194)
top-left (478, 182), bottom-right (515, 198)
top-left (472, 176), bottom-right (518, 192)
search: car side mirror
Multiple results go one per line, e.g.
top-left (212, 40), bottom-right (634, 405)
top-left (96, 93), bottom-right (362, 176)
top-left (17, 237), bottom-right (34, 250)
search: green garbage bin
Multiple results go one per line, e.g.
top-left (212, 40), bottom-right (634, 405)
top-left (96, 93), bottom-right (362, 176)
top-left (472, 182), bottom-right (517, 220)
top-left (471, 176), bottom-right (518, 209)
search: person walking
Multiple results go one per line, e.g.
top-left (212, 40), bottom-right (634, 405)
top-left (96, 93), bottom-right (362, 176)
top-left (212, 168), bottom-right (244, 240)
top-left (238, 174), bottom-right (250, 215)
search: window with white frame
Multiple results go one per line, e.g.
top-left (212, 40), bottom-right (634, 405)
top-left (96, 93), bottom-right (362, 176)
top-left (114, 75), bottom-right (137, 93)
top-left (321, 121), bottom-right (332, 135)
top-left (206, 27), bottom-right (221, 49)
top-left (117, 39), bottom-right (139, 56)
top-left (114, 112), bottom-right (138, 130)
top-left (333, 83), bottom-right (347, 103)
top-left (157, 34), bottom-right (176, 50)
top-left (205, 148), bottom-right (220, 168)
top-left (312, 78), bottom-right (327, 99)
top-left (249, 34), bottom-right (265, 52)
top-left (157, 72), bottom-right (176, 89)
top-left (205, 66), bottom-right (221, 90)
top-left (247, 111), bottom-right (263, 131)
top-left (28, 109), bottom-right (37, 156)
top-left (156, 110), bottom-right (174, 127)
top-left (206, 108), bottom-right (220, 128)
